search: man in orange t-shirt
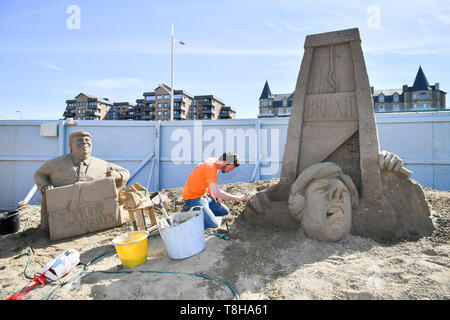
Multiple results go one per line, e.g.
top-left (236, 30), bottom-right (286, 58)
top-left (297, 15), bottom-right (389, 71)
top-left (182, 152), bottom-right (249, 229)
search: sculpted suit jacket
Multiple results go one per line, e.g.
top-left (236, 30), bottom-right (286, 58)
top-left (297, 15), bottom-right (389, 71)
top-left (34, 154), bottom-right (130, 227)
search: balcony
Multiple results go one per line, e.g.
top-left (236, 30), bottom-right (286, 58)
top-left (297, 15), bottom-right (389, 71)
top-left (140, 115), bottom-right (155, 121)
top-left (63, 110), bottom-right (75, 118)
top-left (258, 111), bottom-right (274, 118)
top-left (173, 104), bottom-right (185, 111)
top-left (201, 107), bottom-right (215, 114)
top-left (142, 105), bottom-right (155, 112)
top-left (85, 110), bottom-right (101, 117)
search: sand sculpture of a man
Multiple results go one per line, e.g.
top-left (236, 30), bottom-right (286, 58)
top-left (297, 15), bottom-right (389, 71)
top-left (34, 131), bottom-right (130, 229)
top-left (244, 28), bottom-right (434, 241)
top-left (286, 154), bottom-right (408, 242)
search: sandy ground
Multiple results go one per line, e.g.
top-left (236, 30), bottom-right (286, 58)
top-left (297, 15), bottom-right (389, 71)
top-left (0, 178), bottom-right (448, 300)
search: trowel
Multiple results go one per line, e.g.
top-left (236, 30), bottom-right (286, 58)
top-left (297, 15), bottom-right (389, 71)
top-left (150, 192), bottom-right (173, 227)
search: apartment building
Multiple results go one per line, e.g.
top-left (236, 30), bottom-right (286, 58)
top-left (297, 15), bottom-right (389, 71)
top-left (63, 85), bottom-right (236, 121)
top-left (257, 81), bottom-right (293, 118)
top-left (140, 84), bottom-right (194, 121)
top-left (194, 95), bottom-right (225, 120)
top-left (372, 66), bottom-right (446, 112)
top-left (63, 93), bottom-right (113, 120)
top-left (218, 106), bottom-right (236, 119)
top-left (106, 102), bottom-right (136, 120)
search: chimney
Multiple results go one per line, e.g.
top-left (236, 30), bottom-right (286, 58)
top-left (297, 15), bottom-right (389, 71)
top-left (435, 83), bottom-right (440, 91)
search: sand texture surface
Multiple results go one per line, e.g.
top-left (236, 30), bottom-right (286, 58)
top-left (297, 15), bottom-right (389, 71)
top-left (1, 179), bottom-right (448, 300)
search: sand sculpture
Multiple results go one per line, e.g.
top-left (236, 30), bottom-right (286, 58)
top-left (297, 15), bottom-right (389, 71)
top-left (34, 131), bottom-right (130, 230)
top-left (246, 28), bottom-right (434, 241)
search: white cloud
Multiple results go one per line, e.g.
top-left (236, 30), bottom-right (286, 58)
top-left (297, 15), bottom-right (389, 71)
top-left (38, 60), bottom-right (64, 72)
top-left (85, 77), bottom-right (142, 89)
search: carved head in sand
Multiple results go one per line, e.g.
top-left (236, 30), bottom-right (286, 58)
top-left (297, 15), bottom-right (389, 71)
top-left (288, 162), bottom-right (359, 242)
top-left (69, 131), bottom-right (92, 161)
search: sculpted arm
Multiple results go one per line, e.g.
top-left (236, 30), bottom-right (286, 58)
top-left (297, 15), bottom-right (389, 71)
top-left (34, 160), bottom-right (55, 194)
top-left (107, 162), bottom-right (130, 188)
top-left (378, 151), bottom-right (412, 179)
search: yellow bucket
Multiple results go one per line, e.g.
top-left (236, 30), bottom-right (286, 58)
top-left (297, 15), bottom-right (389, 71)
top-left (112, 230), bottom-right (149, 268)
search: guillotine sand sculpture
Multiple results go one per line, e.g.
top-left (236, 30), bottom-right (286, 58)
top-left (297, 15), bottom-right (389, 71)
top-left (246, 28), bottom-right (434, 241)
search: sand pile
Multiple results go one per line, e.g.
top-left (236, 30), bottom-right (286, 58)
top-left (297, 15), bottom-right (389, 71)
top-left (0, 179), bottom-right (448, 300)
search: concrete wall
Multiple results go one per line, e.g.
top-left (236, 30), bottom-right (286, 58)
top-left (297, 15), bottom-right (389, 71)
top-left (1, 111), bottom-right (449, 209)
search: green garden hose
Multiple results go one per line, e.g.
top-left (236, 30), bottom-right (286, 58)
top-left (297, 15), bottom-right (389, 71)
top-left (32, 232), bottom-right (239, 300)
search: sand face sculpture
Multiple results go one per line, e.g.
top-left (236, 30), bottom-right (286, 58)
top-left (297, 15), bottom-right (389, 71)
top-left (288, 162), bottom-right (358, 242)
top-left (34, 131), bottom-right (130, 229)
top-left (246, 28), bottom-right (434, 241)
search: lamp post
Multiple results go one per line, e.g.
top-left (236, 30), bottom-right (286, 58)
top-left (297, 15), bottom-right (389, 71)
top-left (171, 24), bottom-right (185, 121)
top-left (16, 110), bottom-right (22, 120)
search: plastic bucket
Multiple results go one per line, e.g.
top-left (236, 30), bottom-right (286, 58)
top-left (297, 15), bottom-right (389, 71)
top-left (0, 210), bottom-right (20, 235)
top-left (158, 206), bottom-right (204, 259)
top-left (112, 230), bottom-right (149, 268)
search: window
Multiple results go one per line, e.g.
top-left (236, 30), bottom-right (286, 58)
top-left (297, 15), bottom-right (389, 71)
top-left (158, 111), bottom-right (162, 116)
top-left (77, 109), bottom-right (81, 114)
top-left (263, 100), bottom-right (267, 106)
top-left (283, 99), bottom-right (287, 107)
top-left (269, 100), bottom-right (272, 106)
top-left (157, 95), bottom-right (162, 100)
top-left (420, 92), bottom-right (427, 99)
top-left (393, 95), bottom-right (398, 102)
top-left (174, 94), bottom-right (182, 99)
top-left (413, 103), bottom-right (418, 109)
top-left (164, 103), bottom-right (168, 108)
top-left (379, 105), bottom-right (384, 112)
top-left (146, 96), bottom-right (155, 101)
top-left (413, 93), bottom-right (417, 99)
top-left (158, 103), bottom-right (162, 108)
top-left (164, 94), bottom-right (170, 99)
top-left (164, 111), bottom-right (168, 116)
top-left (379, 95), bottom-right (384, 102)
top-left (393, 105), bottom-right (399, 111)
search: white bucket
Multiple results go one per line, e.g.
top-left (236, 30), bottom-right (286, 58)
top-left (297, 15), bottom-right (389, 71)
top-left (158, 206), bottom-right (205, 259)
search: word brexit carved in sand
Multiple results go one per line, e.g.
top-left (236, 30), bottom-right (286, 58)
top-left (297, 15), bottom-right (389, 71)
top-left (305, 92), bottom-right (358, 121)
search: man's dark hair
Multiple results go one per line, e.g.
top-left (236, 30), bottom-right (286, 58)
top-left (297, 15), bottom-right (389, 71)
top-left (219, 152), bottom-right (240, 167)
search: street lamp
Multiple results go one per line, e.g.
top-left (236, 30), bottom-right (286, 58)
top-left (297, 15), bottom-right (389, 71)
top-left (171, 24), bottom-right (185, 121)
top-left (16, 110), bottom-right (22, 120)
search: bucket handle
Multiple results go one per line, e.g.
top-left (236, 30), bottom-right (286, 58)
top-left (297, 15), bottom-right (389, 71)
top-left (188, 206), bottom-right (203, 214)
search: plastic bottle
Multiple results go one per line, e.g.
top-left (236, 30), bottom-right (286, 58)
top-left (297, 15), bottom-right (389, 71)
top-left (41, 249), bottom-right (80, 281)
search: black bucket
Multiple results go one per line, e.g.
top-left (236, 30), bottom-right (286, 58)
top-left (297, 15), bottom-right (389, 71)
top-left (0, 210), bottom-right (21, 235)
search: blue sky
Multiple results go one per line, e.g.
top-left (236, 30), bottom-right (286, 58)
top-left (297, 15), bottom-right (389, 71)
top-left (0, 0), bottom-right (449, 119)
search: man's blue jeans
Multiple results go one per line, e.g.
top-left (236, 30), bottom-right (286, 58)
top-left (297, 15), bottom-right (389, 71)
top-left (182, 196), bottom-right (230, 229)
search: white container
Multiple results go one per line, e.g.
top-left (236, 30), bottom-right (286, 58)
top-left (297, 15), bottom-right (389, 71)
top-left (158, 206), bottom-right (205, 259)
top-left (41, 249), bottom-right (80, 281)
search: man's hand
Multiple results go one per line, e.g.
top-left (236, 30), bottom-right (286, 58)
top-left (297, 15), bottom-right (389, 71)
top-left (378, 151), bottom-right (412, 179)
top-left (107, 170), bottom-right (123, 186)
top-left (237, 195), bottom-right (250, 201)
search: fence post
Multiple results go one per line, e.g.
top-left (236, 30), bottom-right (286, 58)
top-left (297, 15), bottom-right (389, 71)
top-left (155, 121), bottom-right (161, 190)
top-left (57, 119), bottom-right (66, 155)
top-left (250, 118), bottom-right (261, 182)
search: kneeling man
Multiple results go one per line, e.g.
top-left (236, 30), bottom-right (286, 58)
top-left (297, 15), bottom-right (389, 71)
top-left (182, 152), bottom-right (249, 229)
